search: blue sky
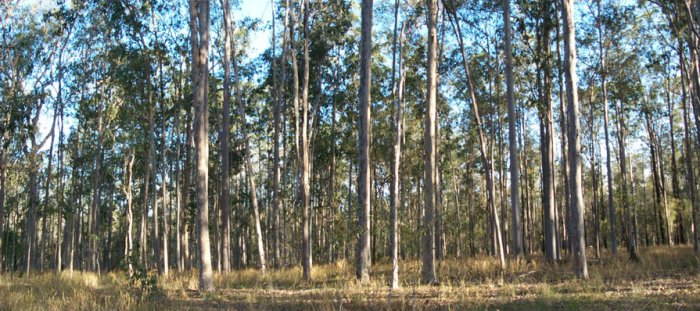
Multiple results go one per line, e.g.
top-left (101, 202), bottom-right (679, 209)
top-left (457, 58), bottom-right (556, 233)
top-left (238, 0), bottom-right (273, 57)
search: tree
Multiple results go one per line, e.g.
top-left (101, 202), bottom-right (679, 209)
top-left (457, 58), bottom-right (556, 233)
top-left (356, 0), bottom-right (374, 285)
top-left (300, 0), bottom-right (312, 281)
top-left (503, 0), bottom-right (523, 259)
top-left (389, 0), bottom-right (405, 290)
top-left (537, 0), bottom-right (558, 262)
top-left (271, 0), bottom-right (285, 269)
top-left (189, 0), bottom-right (214, 292)
top-left (561, 0), bottom-right (588, 279)
top-left (422, 0), bottom-right (438, 285)
top-left (596, 0), bottom-right (617, 256)
top-left (219, 0), bottom-right (233, 273)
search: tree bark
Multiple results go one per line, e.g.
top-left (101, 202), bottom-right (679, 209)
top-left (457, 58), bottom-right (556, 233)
top-left (389, 0), bottom-right (404, 289)
top-left (555, 0), bottom-right (571, 254)
top-left (503, 0), bottom-right (523, 258)
top-left (189, 0), bottom-right (214, 292)
top-left (538, 0), bottom-right (557, 261)
top-left (271, 0), bottom-right (288, 269)
top-left (561, 0), bottom-right (588, 279)
top-left (597, 0), bottom-right (617, 256)
top-left (220, 0), bottom-right (234, 273)
top-left (356, 0), bottom-right (373, 285)
top-left (300, 0), bottom-right (312, 281)
top-left (422, 0), bottom-right (439, 285)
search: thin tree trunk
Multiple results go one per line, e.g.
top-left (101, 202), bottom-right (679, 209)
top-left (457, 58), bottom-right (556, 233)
top-left (300, 0), bottom-right (312, 281)
top-left (597, 0), bottom-right (617, 255)
top-left (422, 0), bottom-right (439, 285)
top-left (561, 0), bottom-right (589, 279)
top-left (271, 0), bottom-right (288, 269)
top-left (590, 98), bottom-right (600, 258)
top-left (220, 0), bottom-right (234, 273)
top-left (189, 0), bottom-right (214, 292)
top-left (538, 1), bottom-right (557, 261)
top-left (555, 0), bottom-right (571, 254)
top-left (389, 1), bottom-right (405, 289)
top-left (356, 0), bottom-right (373, 285)
top-left (503, 0), bottom-right (523, 258)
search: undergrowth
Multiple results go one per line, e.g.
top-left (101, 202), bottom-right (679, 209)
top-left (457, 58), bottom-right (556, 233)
top-left (0, 246), bottom-right (697, 310)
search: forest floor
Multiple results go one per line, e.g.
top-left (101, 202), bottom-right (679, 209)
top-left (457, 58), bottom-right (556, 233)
top-left (0, 246), bottom-right (698, 310)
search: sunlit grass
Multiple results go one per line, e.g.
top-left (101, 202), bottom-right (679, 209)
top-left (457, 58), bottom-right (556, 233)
top-left (0, 246), bottom-right (698, 310)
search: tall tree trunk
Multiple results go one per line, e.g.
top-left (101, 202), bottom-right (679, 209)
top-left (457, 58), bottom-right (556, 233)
top-left (597, 0), bottom-right (617, 255)
top-left (54, 76), bottom-right (67, 272)
top-left (553, 0), bottom-right (571, 254)
top-left (300, 0), bottom-right (312, 281)
top-left (220, 0), bottom-right (234, 273)
top-left (538, 0), bottom-right (557, 261)
top-left (271, 0), bottom-right (288, 270)
top-left (561, 0), bottom-right (588, 279)
top-left (189, 0), bottom-right (214, 292)
top-left (356, 0), bottom-right (373, 285)
top-left (503, 0), bottom-right (523, 258)
top-left (389, 0), bottom-right (404, 289)
top-left (422, 0), bottom-right (439, 285)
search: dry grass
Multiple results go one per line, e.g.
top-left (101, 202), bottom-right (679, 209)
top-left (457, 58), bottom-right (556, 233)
top-left (1, 246), bottom-right (698, 310)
